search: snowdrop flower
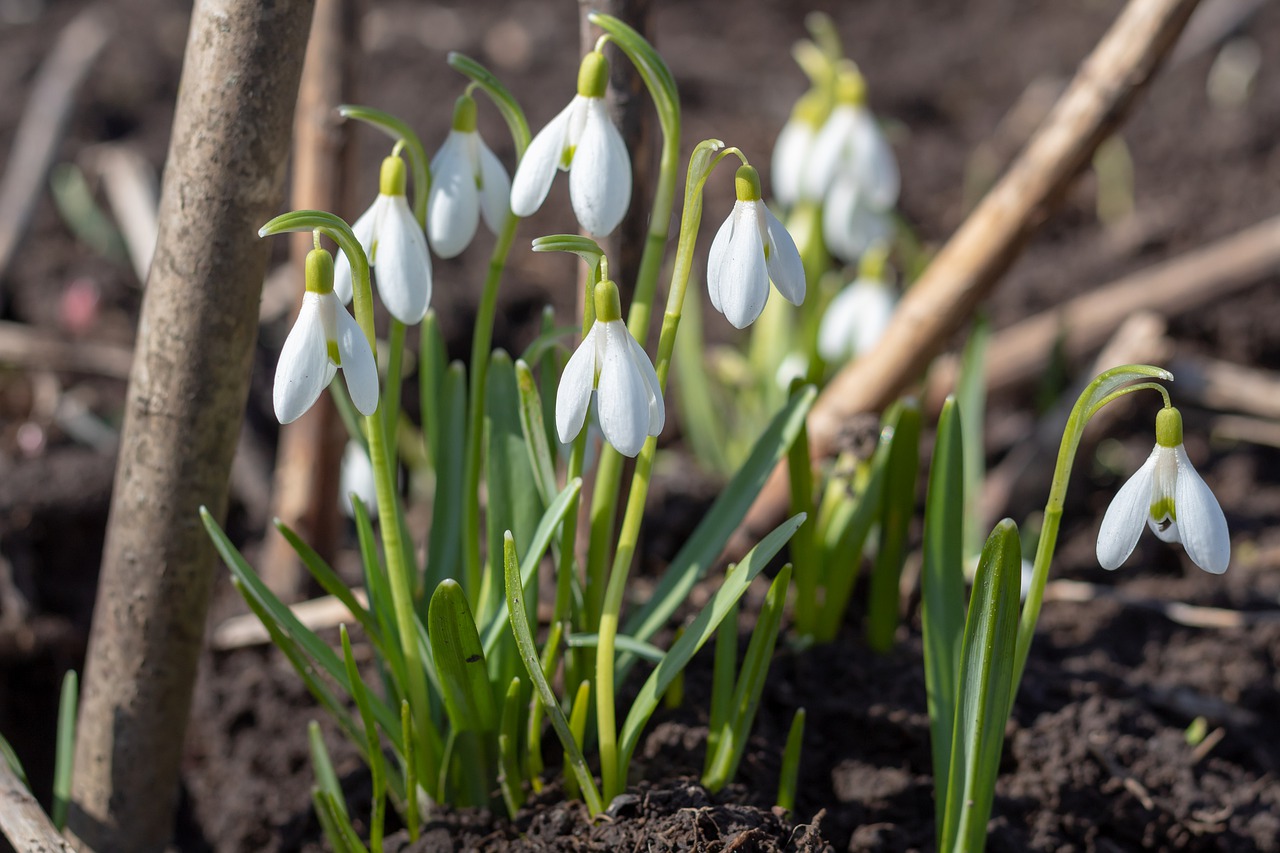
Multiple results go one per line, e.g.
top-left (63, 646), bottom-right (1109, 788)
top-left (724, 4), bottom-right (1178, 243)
top-left (1097, 406), bottom-right (1230, 574)
top-left (274, 248), bottom-right (379, 424)
top-left (817, 248), bottom-right (896, 363)
top-left (707, 165), bottom-right (806, 329)
top-left (803, 70), bottom-right (899, 262)
top-left (510, 50), bottom-right (632, 237)
top-left (771, 91), bottom-right (826, 208)
top-left (556, 278), bottom-right (663, 457)
top-left (339, 440), bottom-right (378, 519)
top-left (428, 93), bottom-right (510, 259)
top-left (334, 154), bottom-right (432, 324)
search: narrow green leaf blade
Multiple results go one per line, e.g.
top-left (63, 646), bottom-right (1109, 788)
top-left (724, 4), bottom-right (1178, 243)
top-left (425, 363), bottom-right (467, 594)
top-left (941, 520), bottom-right (1022, 853)
top-left (922, 397), bottom-right (968, 833)
top-left (51, 669), bottom-right (77, 831)
top-left (618, 514), bottom-right (805, 774)
top-left (428, 580), bottom-right (496, 734)
top-left (866, 399), bottom-right (921, 652)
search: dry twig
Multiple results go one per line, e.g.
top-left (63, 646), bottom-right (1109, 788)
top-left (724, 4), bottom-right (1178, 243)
top-left (0, 761), bottom-right (74, 853)
top-left (736, 0), bottom-right (1204, 553)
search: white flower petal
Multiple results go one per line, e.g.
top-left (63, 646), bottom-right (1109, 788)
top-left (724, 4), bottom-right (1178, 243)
top-left (596, 321), bottom-right (651, 457)
top-left (340, 440), bottom-right (378, 519)
top-left (823, 177), bottom-right (894, 263)
top-left (555, 324), bottom-right (599, 445)
top-left (772, 119), bottom-right (814, 207)
top-left (802, 105), bottom-right (855, 202)
top-left (428, 131), bottom-right (480, 259)
top-left (569, 98), bottom-right (632, 237)
top-left (374, 196), bottom-right (431, 324)
top-left (850, 106), bottom-right (900, 209)
top-left (1097, 447), bottom-right (1159, 570)
top-left (333, 298), bottom-right (379, 415)
top-left (625, 333), bottom-right (664, 437)
top-left (476, 135), bottom-right (511, 233)
top-left (274, 293), bottom-right (335, 424)
top-left (510, 99), bottom-right (576, 217)
top-left (705, 209), bottom-right (735, 315)
top-left (334, 201), bottom-right (378, 305)
top-left (714, 201), bottom-right (771, 329)
top-left (817, 283), bottom-right (862, 362)
top-left (762, 204), bottom-right (805, 305)
top-left (1173, 446), bottom-right (1230, 574)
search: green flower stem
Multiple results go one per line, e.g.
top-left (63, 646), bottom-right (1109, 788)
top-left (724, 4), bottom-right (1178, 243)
top-left (582, 12), bottom-right (682, 635)
top-left (260, 211), bottom-right (438, 797)
top-left (595, 140), bottom-right (737, 801)
top-left (461, 211), bottom-right (522, 599)
top-left (1011, 365), bottom-right (1174, 699)
top-left (338, 105), bottom-right (430, 224)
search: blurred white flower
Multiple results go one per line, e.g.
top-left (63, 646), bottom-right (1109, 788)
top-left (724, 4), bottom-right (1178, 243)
top-left (556, 279), bottom-right (663, 458)
top-left (707, 165), bottom-right (805, 329)
top-left (428, 94), bottom-right (510, 259)
top-left (339, 440), bottom-right (378, 519)
top-left (1096, 407), bottom-right (1229, 574)
top-left (817, 273), bottom-right (895, 363)
top-left (509, 51), bottom-right (631, 237)
top-left (274, 249), bottom-right (378, 424)
top-left (334, 154), bottom-right (432, 324)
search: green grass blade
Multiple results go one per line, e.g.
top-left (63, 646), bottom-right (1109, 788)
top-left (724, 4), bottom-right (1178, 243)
top-left (0, 733), bottom-right (27, 790)
top-left (275, 519), bottom-right (385, 651)
top-left (425, 362), bottom-right (467, 594)
top-left (785, 397), bottom-right (820, 637)
top-left (704, 594), bottom-right (740, 773)
top-left (341, 627), bottom-right (386, 853)
top-left (703, 565), bottom-right (791, 792)
top-left (503, 532), bottom-right (604, 815)
top-left (515, 359), bottom-right (559, 508)
top-left (672, 290), bottom-right (730, 474)
top-left (618, 515), bottom-right (805, 776)
top-left (866, 399), bottom-right (921, 652)
top-left (401, 701), bottom-right (420, 841)
top-left (957, 315), bottom-right (990, 560)
top-left (777, 707), bottom-right (806, 814)
top-left (940, 520), bottom-right (1022, 853)
top-left (481, 479), bottom-right (582, 656)
top-left (51, 669), bottom-right (77, 831)
top-left (312, 787), bottom-right (354, 853)
top-left (622, 388), bottom-right (815, 653)
top-left (308, 721), bottom-right (348, 820)
top-left (562, 680), bottom-right (591, 801)
top-left (498, 676), bottom-right (526, 817)
top-left (922, 396), bottom-right (968, 835)
top-left (428, 580), bottom-right (496, 734)
top-left (483, 351), bottom-right (544, 626)
top-left (420, 312), bottom-right (446, 470)
top-left (564, 631), bottom-right (665, 664)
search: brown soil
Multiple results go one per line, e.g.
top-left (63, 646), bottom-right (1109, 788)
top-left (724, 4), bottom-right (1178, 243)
top-left (1, 0), bottom-right (1278, 851)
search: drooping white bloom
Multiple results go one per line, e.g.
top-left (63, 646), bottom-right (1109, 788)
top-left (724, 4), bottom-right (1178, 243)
top-left (801, 71), bottom-right (899, 263)
top-left (339, 440), bottom-right (378, 519)
top-left (334, 154), bottom-right (432, 324)
top-left (1097, 406), bottom-right (1230, 574)
top-left (706, 165), bottom-right (806, 329)
top-left (274, 249), bottom-right (379, 424)
top-left (817, 272), bottom-right (896, 363)
top-left (428, 94), bottom-right (511, 259)
top-left (556, 279), bottom-right (663, 458)
top-left (509, 50), bottom-right (631, 237)
top-left (772, 94), bottom-right (823, 208)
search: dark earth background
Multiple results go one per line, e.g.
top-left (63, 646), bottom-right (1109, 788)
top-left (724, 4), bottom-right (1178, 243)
top-left (1, 0), bottom-right (1279, 850)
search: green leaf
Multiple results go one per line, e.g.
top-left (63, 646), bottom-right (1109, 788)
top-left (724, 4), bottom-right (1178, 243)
top-left (483, 351), bottom-right (544, 626)
top-left (480, 479), bottom-right (582, 657)
top-left (515, 359), bottom-right (559, 508)
top-left (940, 520), bottom-right (1022, 853)
top-left (704, 593), bottom-right (740, 772)
top-left (703, 564), bottom-right (791, 792)
top-left (564, 631), bottom-right (665, 664)
top-left (341, 627), bottom-right (386, 852)
top-left (428, 580), bottom-right (496, 734)
top-left (498, 676), bottom-right (526, 817)
top-left (957, 315), bottom-right (990, 559)
top-left (562, 680), bottom-right (592, 802)
top-left (622, 388), bottom-right (815, 658)
top-left (309, 721), bottom-right (347, 820)
top-left (922, 397), bottom-right (967, 836)
top-left (502, 532), bottom-right (604, 815)
top-left (866, 399), bottom-right (921, 652)
top-left (425, 363), bottom-right (467, 594)
top-left (672, 291), bottom-right (730, 474)
top-left (777, 707), bottom-right (806, 814)
top-left (420, 312), bottom-right (447, 470)
top-left (51, 669), bottom-right (77, 831)
top-left (588, 13), bottom-right (679, 143)
top-left (276, 519), bottom-right (384, 653)
top-left (401, 700), bottom-right (420, 842)
top-left (786, 390), bottom-right (820, 637)
top-left (617, 514), bottom-right (805, 776)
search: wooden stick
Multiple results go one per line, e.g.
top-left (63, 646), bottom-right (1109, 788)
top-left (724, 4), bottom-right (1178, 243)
top-left (0, 6), bottom-right (112, 280)
top-left (87, 144), bottom-right (159, 284)
top-left (0, 321), bottom-right (132, 379)
top-left (1170, 354), bottom-right (1280, 421)
top-left (1045, 579), bottom-right (1280, 629)
top-left (735, 0), bottom-right (1203, 553)
top-left (69, 0), bottom-right (315, 848)
top-left (0, 761), bottom-right (74, 853)
top-left (211, 588), bottom-right (369, 650)
top-left (259, 0), bottom-right (355, 601)
top-left (924, 214), bottom-right (1280, 411)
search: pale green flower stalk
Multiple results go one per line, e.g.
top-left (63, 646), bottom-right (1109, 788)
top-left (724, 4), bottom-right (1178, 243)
top-left (258, 210), bottom-right (439, 795)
